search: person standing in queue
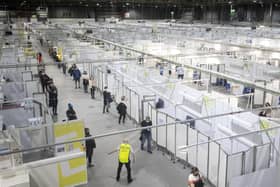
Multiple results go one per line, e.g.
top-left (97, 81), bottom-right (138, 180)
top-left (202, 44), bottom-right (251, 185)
top-left (140, 116), bottom-right (153, 153)
top-left (82, 71), bottom-right (89, 93)
top-left (90, 76), bottom-right (96, 99)
top-left (103, 86), bottom-right (110, 113)
top-left (66, 103), bottom-right (77, 121)
top-left (48, 84), bottom-right (58, 115)
top-left (117, 96), bottom-right (127, 124)
top-left (62, 62), bottom-right (67, 76)
top-left (188, 167), bottom-right (204, 187)
top-left (108, 139), bottom-right (135, 184)
top-left (72, 66), bottom-right (81, 89)
top-left (177, 65), bottom-right (184, 80)
top-left (84, 128), bottom-right (96, 167)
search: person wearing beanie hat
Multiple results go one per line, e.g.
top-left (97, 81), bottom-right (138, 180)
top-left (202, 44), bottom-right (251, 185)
top-left (66, 103), bottom-right (77, 121)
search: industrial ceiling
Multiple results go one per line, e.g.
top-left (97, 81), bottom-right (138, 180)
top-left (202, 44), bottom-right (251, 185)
top-left (1, 0), bottom-right (280, 10)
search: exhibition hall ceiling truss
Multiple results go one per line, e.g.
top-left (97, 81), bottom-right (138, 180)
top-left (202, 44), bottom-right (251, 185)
top-left (2, 0), bottom-right (280, 9)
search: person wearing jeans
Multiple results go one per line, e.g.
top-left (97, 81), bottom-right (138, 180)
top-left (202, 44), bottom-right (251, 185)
top-left (140, 116), bottom-right (152, 153)
top-left (72, 67), bottom-right (81, 89)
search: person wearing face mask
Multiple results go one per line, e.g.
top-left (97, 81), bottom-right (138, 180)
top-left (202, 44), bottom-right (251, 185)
top-left (188, 167), bottom-right (204, 187)
top-left (140, 116), bottom-right (153, 154)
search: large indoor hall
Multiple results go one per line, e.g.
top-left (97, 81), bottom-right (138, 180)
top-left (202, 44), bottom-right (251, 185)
top-left (0, 1), bottom-right (280, 187)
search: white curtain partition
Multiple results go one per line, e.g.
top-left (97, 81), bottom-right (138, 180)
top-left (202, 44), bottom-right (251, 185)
top-left (176, 123), bottom-right (187, 160)
top-left (157, 112), bottom-right (167, 149)
top-left (166, 116), bottom-right (175, 154)
top-left (91, 62), bottom-right (276, 187)
top-left (197, 132), bottom-right (209, 176)
top-left (227, 152), bottom-right (243, 184)
top-left (209, 142), bottom-right (220, 186)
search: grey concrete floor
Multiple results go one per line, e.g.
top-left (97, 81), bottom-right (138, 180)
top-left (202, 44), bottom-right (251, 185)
top-left (37, 42), bottom-right (214, 187)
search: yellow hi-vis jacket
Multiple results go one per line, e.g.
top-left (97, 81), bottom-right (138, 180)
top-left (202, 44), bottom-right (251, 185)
top-left (119, 143), bottom-right (131, 163)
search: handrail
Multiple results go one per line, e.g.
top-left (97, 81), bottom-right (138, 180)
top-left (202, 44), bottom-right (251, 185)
top-left (0, 105), bottom-right (279, 156)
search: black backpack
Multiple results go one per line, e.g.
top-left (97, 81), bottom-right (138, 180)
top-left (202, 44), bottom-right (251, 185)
top-left (83, 79), bottom-right (89, 85)
top-left (195, 176), bottom-right (204, 187)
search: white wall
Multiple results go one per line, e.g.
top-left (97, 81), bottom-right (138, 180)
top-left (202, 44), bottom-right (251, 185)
top-left (229, 166), bottom-right (280, 187)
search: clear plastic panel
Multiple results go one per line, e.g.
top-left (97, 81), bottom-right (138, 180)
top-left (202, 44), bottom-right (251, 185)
top-left (102, 72), bottom-right (106, 88)
top-left (176, 123), bottom-right (187, 160)
top-left (97, 69), bottom-right (102, 90)
top-left (209, 142), bottom-right (220, 186)
top-left (151, 107), bottom-right (157, 142)
top-left (157, 112), bottom-right (167, 148)
top-left (143, 101), bottom-right (149, 120)
top-left (245, 148), bottom-right (254, 174)
top-left (218, 150), bottom-right (227, 187)
top-left (187, 127), bottom-right (198, 166)
top-left (117, 80), bottom-right (123, 103)
top-left (126, 89), bottom-right (131, 117)
top-left (256, 144), bottom-right (270, 170)
top-left (227, 153), bottom-right (242, 182)
top-left (107, 74), bottom-right (115, 97)
top-left (135, 94), bottom-right (140, 123)
top-left (197, 133), bottom-right (209, 176)
top-left (166, 116), bottom-right (175, 154)
top-left (115, 79), bottom-right (121, 103)
top-left (130, 92), bottom-right (136, 121)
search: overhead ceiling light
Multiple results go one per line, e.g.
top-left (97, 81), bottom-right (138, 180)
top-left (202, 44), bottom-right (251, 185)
top-left (96, 3), bottom-right (99, 6)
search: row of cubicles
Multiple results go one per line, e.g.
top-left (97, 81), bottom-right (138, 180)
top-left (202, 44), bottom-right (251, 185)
top-left (91, 63), bottom-right (278, 187)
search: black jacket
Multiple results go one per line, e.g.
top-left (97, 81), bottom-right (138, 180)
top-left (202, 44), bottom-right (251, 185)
top-left (85, 134), bottom-right (96, 151)
top-left (117, 102), bottom-right (127, 114)
top-left (103, 90), bottom-right (111, 104)
top-left (66, 108), bottom-right (77, 120)
top-left (48, 87), bottom-right (58, 107)
top-left (141, 120), bottom-right (152, 134)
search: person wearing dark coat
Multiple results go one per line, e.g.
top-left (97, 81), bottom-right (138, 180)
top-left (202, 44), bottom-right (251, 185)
top-left (140, 116), bottom-right (153, 154)
top-left (117, 96), bottom-right (127, 124)
top-left (48, 84), bottom-right (58, 115)
top-left (62, 63), bottom-right (67, 75)
top-left (72, 67), bottom-right (81, 89)
top-left (39, 71), bottom-right (50, 93)
top-left (103, 86), bottom-right (111, 113)
top-left (66, 103), bottom-right (77, 121)
top-left (85, 128), bottom-right (96, 167)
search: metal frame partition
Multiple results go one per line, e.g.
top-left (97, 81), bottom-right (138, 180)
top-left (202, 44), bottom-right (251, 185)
top-left (146, 101), bottom-right (279, 187)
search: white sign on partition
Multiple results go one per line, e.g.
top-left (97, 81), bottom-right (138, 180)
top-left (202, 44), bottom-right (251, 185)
top-left (22, 71), bottom-right (33, 81)
top-left (25, 80), bottom-right (39, 97)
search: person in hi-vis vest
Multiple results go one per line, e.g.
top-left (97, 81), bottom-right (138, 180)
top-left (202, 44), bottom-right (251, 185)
top-left (108, 139), bottom-right (135, 183)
